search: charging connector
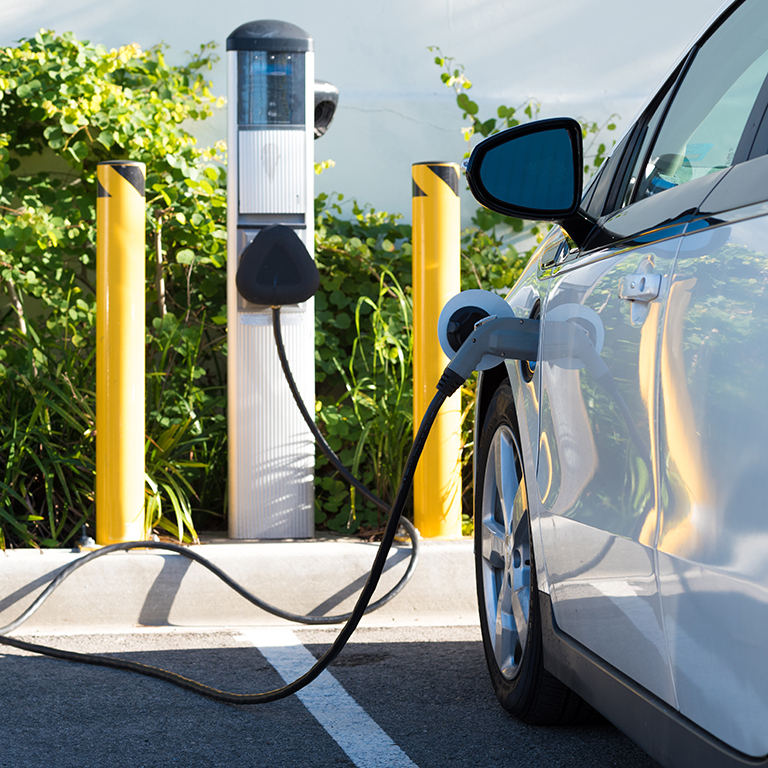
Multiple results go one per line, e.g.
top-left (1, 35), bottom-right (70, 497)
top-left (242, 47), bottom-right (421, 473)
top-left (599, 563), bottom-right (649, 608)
top-left (438, 315), bottom-right (540, 396)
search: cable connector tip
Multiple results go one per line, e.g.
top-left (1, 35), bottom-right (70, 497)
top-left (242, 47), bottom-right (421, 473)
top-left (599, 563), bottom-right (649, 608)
top-left (436, 367), bottom-right (465, 397)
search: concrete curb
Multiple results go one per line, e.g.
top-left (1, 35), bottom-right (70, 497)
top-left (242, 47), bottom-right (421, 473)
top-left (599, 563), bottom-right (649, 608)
top-left (0, 537), bottom-right (478, 632)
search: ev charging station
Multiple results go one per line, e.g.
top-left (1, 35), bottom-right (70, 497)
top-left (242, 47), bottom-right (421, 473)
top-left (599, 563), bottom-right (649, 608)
top-left (226, 21), bottom-right (332, 539)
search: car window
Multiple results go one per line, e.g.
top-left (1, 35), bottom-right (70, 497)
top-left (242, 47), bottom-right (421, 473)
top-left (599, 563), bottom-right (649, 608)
top-left (582, 129), bottom-right (632, 219)
top-left (579, 162), bottom-right (602, 213)
top-left (616, 85), bottom-right (675, 209)
top-left (631, 0), bottom-right (768, 203)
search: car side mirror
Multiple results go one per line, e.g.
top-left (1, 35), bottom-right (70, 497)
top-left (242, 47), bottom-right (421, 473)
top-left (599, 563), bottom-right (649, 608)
top-left (465, 118), bottom-right (593, 243)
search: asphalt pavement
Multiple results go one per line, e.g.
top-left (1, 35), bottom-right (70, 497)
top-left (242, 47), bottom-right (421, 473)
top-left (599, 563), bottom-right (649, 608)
top-left (0, 625), bottom-right (661, 768)
top-left (0, 534), bottom-right (662, 768)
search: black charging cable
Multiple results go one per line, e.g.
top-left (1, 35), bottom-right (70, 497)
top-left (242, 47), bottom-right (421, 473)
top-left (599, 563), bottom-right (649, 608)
top-left (0, 222), bottom-right (521, 705)
top-left (271, 307), bottom-right (394, 517)
top-left (270, 306), bottom-right (420, 610)
top-left (0, 391), bottom-right (446, 704)
top-left (0, 304), bottom-right (429, 704)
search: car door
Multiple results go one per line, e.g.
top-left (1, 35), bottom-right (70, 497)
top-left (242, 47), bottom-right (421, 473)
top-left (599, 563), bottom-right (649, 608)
top-left (537, 0), bottom-right (768, 714)
top-left (656, 187), bottom-right (768, 757)
top-left (646, 12), bottom-right (768, 753)
top-left (536, 209), bottom-right (685, 707)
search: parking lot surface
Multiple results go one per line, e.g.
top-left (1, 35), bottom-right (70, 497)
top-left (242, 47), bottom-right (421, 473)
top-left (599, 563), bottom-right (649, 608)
top-left (2, 624), bottom-right (660, 767)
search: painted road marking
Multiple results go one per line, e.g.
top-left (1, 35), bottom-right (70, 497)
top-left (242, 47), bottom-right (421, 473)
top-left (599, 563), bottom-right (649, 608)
top-left (240, 627), bottom-right (418, 768)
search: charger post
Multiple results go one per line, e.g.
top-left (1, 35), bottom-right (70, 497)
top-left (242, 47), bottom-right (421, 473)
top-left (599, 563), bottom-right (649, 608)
top-left (411, 162), bottom-right (463, 538)
top-left (226, 21), bottom-right (316, 539)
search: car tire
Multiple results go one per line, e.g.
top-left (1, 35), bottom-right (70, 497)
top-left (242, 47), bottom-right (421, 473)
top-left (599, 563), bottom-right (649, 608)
top-left (475, 382), bottom-right (592, 725)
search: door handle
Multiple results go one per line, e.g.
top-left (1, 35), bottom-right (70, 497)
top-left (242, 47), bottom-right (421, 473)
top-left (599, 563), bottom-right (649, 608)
top-left (618, 273), bottom-right (661, 302)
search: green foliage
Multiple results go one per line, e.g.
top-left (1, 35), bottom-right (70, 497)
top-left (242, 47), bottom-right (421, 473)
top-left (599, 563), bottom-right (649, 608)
top-left (313, 196), bottom-right (414, 533)
top-left (430, 48), bottom-right (541, 145)
top-left (460, 226), bottom-right (527, 293)
top-left (0, 31), bottom-right (621, 547)
top-left (0, 30), bottom-right (227, 547)
top-left (0, 323), bottom-right (95, 548)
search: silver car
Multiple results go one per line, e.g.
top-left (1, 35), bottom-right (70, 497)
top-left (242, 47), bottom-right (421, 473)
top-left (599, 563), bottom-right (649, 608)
top-left (464, 1), bottom-right (768, 766)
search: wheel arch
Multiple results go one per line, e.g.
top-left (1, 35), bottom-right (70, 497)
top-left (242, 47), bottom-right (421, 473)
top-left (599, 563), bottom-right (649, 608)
top-left (475, 363), bottom-right (513, 443)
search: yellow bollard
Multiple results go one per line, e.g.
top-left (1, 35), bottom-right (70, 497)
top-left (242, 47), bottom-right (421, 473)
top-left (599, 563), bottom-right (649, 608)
top-left (96, 161), bottom-right (146, 544)
top-left (412, 162), bottom-right (462, 538)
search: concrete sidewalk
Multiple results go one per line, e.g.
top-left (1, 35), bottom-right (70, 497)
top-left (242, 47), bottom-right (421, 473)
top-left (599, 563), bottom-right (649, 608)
top-left (0, 535), bottom-right (478, 633)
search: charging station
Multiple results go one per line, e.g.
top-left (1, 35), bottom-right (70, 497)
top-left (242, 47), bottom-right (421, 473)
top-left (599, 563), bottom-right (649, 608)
top-left (226, 21), bottom-right (317, 539)
top-left (0, 12), bottom-right (550, 707)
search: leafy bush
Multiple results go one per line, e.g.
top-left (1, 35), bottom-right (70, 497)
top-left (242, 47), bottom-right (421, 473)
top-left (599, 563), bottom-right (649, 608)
top-left (0, 31), bottom-right (227, 546)
top-left (0, 324), bottom-right (95, 548)
top-left (313, 197), bottom-right (414, 533)
top-left (0, 33), bottom-right (616, 547)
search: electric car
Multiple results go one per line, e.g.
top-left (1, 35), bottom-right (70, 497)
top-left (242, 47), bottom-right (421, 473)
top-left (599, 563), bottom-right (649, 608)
top-left (463, 1), bottom-right (768, 766)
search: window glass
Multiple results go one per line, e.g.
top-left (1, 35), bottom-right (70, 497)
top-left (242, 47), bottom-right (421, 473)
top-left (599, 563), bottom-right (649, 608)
top-left (617, 86), bottom-right (674, 208)
top-left (582, 129), bottom-right (631, 218)
top-left (635, 0), bottom-right (768, 202)
top-left (580, 163), bottom-right (602, 212)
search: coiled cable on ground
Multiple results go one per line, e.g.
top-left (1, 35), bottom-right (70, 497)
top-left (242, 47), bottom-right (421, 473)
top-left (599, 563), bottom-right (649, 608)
top-left (0, 305), bottom-right (439, 704)
top-left (0, 391), bottom-right (446, 704)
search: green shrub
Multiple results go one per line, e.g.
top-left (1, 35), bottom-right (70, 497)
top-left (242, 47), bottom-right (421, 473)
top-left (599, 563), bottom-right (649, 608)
top-left (0, 33), bottom-right (614, 547)
top-left (313, 197), bottom-right (414, 533)
top-left (0, 31), bottom-right (227, 546)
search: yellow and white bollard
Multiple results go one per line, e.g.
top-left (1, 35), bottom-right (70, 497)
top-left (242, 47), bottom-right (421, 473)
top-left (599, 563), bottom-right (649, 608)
top-left (411, 162), bottom-right (462, 538)
top-left (95, 161), bottom-right (146, 544)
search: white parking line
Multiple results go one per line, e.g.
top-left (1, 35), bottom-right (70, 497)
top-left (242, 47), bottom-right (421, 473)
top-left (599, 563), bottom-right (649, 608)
top-left (240, 627), bottom-right (419, 768)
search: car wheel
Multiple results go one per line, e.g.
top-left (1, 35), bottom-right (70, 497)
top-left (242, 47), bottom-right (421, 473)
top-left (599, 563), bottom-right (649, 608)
top-left (475, 382), bottom-right (591, 725)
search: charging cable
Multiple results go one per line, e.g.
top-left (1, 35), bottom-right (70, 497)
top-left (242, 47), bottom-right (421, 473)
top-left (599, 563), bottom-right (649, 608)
top-left (0, 390), bottom-right (444, 704)
top-left (0, 221), bottom-right (539, 705)
top-left (0, 307), bottom-right (427, 704)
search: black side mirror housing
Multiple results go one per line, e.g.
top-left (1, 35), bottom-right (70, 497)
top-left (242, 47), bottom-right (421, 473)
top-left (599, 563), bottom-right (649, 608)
top-left (465, 117), bottom-right (595, 246)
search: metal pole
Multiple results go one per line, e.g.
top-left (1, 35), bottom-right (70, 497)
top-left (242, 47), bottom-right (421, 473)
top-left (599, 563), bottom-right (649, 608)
top-left (96, 161), bottom-right (146, 544)
top-left (411, 161), bottom-right (462, 538)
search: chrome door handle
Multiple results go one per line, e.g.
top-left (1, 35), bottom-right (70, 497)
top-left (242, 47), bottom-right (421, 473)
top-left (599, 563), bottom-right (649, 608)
top-left (618, 273), bottom-right (661, 302)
